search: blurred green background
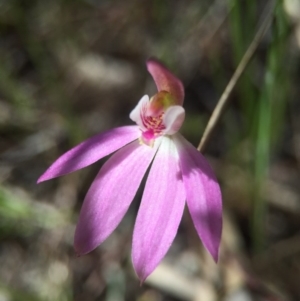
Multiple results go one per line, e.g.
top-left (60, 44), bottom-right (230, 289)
top-left (1, 0), bottom-right (300, 300)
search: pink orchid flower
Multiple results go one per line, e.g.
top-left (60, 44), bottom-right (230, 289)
top-left (38, 58), bottom-right (222, 282)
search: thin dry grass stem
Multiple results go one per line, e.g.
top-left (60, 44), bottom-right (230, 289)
top-left (185, 0), bottom-right (231, 40)
top-left (197, 1), bottom-right (275, 152)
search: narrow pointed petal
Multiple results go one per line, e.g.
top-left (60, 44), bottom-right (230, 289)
top-left (174, 134), bottom-right (222, 261)
top-left (147, 58), bottom-right (184, 106)
top-left (129, 95), bottom-right (149, 130)
top-left (163, 106), bottom-right (185, 135)
top-left (74, 140), bottom-right (159, 255)
top-left (132, 137), bottom-right (186, 282)
top-left (37, 126), bottom-right (140, 183)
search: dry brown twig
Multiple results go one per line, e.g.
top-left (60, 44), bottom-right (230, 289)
top-left (197, 1), bottom-right (275, 152)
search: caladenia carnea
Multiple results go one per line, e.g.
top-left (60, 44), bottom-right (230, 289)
top-left (38, 58), bottom-right (222, 282)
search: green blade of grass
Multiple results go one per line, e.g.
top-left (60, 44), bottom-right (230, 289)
top-left (252, 0), bottom-right (290, 252)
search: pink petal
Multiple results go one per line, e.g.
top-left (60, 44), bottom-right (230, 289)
top-left (174, 134), bottom-right (222, 262)
top-left (37, 126), bottom-right (140, 183)
top-left (132, 137), bottom-right (186, 282)
top-left (74, 140), bottom-right (159, 255)
top-left (163, 105), bottom-right (185, 135)
top-left (129, 95), bottom-right (149, 130)
top-left (147, 58), bottom-right (184, 106)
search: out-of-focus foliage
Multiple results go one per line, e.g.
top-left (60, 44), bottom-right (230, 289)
top-left (1, 0), bottom-right (300, 300)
